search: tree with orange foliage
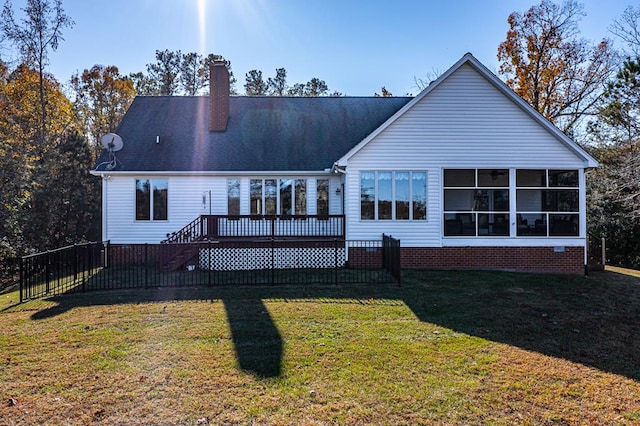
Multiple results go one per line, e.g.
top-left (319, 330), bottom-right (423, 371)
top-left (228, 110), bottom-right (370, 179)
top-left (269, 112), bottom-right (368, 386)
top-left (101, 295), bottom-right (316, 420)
top-left (71, 65), bottom-right (135, 160)
top-left (497, 0), bottom-right (617, 135)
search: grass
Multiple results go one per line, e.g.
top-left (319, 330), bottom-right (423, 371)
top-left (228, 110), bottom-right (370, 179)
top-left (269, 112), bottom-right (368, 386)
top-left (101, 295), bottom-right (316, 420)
top-left (1, 268), bottom-right (640, 424)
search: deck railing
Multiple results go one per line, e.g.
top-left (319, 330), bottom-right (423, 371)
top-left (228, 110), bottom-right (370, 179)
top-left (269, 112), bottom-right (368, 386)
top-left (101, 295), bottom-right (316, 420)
top-left (164, 215), bottom-right (345, 243)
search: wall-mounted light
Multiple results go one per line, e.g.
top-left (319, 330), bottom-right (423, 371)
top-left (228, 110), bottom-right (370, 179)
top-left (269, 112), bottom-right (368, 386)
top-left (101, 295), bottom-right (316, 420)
top-left (335, 187), bottom-right (341, 195)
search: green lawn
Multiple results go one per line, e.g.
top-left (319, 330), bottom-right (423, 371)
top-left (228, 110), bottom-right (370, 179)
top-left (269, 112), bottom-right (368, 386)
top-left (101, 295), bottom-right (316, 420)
top-left (1, 268), bottom-right (639, 424)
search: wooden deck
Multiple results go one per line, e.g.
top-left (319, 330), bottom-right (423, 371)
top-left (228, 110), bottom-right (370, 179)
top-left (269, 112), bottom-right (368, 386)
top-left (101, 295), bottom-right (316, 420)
top-left (163, 215), bottom-right (346, 244)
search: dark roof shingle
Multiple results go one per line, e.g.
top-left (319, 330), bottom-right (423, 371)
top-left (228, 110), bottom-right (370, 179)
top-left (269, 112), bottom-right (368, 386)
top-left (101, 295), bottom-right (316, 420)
top-left (95, 95), bottom-right (411, 172)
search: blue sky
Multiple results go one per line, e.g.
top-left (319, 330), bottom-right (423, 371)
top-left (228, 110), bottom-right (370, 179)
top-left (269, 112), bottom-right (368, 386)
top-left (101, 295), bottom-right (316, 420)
top-left (31, 0), bottom-right (636, 95)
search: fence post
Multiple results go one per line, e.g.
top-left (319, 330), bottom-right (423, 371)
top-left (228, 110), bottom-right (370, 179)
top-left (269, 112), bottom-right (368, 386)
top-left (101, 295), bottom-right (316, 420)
top-left (104, 240), bottom-right (110, 269)
top-left (334, 238), bottom-right (338, 285)
top-left (382, 234), bottom-right (387, 269)
top-left (208, 240), bottom-right (212, 287)
top-left (19, 257), bottom-right (24, 303)
top-left (144, 243), bottom-right (149, 289)
top-left (45, 250), bottom-right (51, 295)
top-left (395, 237), bottom-right (401, 286)
top-left (81, 245), bottom-right (86, 293)
top-left (73, 244), bottom-right (78, 283)
top-left (271, 238), bottom-right (275, 285)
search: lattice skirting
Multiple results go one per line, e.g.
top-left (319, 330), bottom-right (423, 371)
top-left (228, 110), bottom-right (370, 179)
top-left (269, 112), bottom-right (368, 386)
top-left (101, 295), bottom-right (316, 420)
top-left (199, 247), bottom-right (346, 271)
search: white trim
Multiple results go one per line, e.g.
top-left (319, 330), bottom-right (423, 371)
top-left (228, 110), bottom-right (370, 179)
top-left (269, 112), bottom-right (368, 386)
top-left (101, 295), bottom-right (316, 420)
top-left (579, 168), bottom-right (588, 264)
top-left (102, 177), bottom-right (108, 241)
top-left (91, 170), bottom-right (333, 177)
top-left (441, 238), bottom-right (585, 248)
top-left (335, 53), bottom-right (599, 169)
top-left (134, 178), bottom-right (169, 222)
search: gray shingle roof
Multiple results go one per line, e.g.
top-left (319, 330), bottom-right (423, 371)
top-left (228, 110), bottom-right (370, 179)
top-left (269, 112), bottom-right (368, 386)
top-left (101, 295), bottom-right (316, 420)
top-left (94, 96), bottom-right (411, 172)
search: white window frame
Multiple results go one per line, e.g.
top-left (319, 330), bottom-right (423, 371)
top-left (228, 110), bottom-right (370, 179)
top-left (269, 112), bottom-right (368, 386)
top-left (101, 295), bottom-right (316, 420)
top-left (134, 178), bottom-right (168, 222)
top-left (360, 171), bottom-right (427, 221)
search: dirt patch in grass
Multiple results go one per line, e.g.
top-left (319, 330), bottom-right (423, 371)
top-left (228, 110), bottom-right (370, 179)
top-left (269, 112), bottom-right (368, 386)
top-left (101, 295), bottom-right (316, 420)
top-left (1, 270), bottom-right (640, 424)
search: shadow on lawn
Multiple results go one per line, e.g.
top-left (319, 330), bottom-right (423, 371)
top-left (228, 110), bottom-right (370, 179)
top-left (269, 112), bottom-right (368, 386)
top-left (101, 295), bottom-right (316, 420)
top-left (18, 269), bottom-right (640, 381)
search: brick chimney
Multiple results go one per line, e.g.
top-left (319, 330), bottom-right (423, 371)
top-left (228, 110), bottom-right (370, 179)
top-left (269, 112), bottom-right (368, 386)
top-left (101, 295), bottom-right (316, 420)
top-left (209, 60), bottom-right (230, 132)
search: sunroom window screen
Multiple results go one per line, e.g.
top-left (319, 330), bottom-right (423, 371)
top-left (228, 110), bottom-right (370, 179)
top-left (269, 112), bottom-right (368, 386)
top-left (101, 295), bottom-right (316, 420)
top-left (443, 169), bottom-right (509, 236)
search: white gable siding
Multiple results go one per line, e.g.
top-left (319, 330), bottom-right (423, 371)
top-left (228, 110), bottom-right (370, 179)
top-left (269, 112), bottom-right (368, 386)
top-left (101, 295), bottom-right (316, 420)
top-left (103, 174), bottom-right (342, 243)
top-left (345, 63), bottom-right (586, 247)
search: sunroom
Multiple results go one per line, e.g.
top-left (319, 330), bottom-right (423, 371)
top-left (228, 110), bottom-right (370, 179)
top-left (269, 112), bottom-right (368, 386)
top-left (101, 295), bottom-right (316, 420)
top-left (443, 168), bottom-right (581, 238)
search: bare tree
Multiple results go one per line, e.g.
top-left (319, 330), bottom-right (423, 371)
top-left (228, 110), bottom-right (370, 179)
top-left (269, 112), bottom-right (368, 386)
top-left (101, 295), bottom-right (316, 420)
top-left (413, 68), bottom-right (444, 92)
top-left (611, 6), bottom-right (640, 58)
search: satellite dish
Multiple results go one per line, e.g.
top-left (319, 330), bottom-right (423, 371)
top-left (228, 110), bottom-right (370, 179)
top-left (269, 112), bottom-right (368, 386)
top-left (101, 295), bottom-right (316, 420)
top-left (100, 133), bottom-right (124, 152)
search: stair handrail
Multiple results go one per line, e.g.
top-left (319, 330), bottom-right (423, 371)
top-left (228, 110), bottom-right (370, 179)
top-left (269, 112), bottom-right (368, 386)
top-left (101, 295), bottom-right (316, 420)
top-left (162, 216), bottom-right (204, 244)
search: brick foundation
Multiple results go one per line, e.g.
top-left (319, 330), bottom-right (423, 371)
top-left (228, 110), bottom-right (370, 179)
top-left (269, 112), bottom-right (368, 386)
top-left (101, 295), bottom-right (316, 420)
top-left (399, 246), bottom-right (585, 275)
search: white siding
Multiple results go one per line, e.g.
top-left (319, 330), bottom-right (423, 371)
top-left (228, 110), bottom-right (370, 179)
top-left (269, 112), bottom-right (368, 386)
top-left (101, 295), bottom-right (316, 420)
top-left (345, 64), bottom-right (587, 247)
top-left (104, 174), bottom-right (341, 243)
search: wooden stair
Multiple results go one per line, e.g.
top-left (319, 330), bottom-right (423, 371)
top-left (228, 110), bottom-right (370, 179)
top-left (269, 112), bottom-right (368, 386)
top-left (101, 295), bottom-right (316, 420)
top-left (160, 243), bottom-right (201, 272)
top-left (160, 216), bottom-right (206, 272)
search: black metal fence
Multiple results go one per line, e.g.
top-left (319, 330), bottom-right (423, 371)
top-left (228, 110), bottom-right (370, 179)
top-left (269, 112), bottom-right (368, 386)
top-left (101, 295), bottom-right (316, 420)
top-left (20, 238), bottom-right (401, 302)
top-left (20, 242), bottom-right (105, 302)
top-left (382, 234), bottom-right (401, 284)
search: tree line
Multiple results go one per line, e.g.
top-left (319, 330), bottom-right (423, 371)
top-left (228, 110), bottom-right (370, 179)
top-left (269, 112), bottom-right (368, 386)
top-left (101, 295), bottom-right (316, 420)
top-left (2, 0), bottom-right (640, 272)
top-left (496, 0), bottom-right (640, 267)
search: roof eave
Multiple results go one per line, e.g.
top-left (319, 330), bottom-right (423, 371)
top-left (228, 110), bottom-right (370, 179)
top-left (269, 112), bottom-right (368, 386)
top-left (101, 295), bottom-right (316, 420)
top-left (89, 170), bottom-right (335, 177)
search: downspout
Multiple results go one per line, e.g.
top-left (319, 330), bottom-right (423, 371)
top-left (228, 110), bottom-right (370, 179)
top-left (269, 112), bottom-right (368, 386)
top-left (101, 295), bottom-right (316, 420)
top-left (580, 168), bottom-right (588, 272)
top-left (331, 163), bottom-right (348, 264)
top-left (102, 174), bottom-right (110, 242)
top-left (331, 162), bottom-right (347, 216)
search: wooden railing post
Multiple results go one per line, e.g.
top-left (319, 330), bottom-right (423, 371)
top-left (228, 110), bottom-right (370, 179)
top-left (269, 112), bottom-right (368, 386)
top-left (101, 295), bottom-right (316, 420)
top-left (212, 215), bottom-right (219, 239)
top-left (271, 216), bottom-right (276, 238)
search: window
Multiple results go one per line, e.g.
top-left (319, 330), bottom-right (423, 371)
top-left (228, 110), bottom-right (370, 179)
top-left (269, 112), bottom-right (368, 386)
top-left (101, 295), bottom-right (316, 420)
top-left (360, 171), bottom-right (427, 220)
top-left (412, 172), bottom-right (427, 220)
top-left (361, 172), bottom-right (375, 220)
top-left (317, 179), bottom-right (329, 216)
top-left (250, 179), bottom-right (262, 214)
top-left (395, 172), bottom-right (410, 220)
top-left (250, 178), bottom-right (307, 215)
top-left (378, 172), bottom-right (392, 220)
top-left (136, 179), bottom-right (167, 221)
top-left (295, 179), bottom-right (307, 215)
top-left (227, 179), bottom-right (240, 215)
top-left (280, 179), bottom-right (292, 215)
top-left (443, 169), bottom-right (509, 236)
top-left (516, 169), bottom-right (579, 236)
top-left (265, 179), bottom-right (277, 215)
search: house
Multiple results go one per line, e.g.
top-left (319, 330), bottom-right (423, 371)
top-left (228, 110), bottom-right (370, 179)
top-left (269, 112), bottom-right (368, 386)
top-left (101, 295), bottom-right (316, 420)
top-left (91, 53), bottom-right (598, 275)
